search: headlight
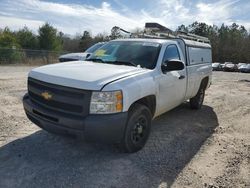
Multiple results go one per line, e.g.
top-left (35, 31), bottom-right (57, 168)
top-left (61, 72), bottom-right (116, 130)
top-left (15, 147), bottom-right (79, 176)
top-left (90, 90), bottom-right (123, 114)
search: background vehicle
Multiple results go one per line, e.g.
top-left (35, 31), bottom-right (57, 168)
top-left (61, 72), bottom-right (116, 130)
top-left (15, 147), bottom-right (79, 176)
top-left (212, 62), bottom-right (222, 71)
top-left (23, 23), bottom-right (212, 153)
top-left (223, 62), bottom-right (237, 72)
top-left (59, 42), bottom-right (106, 62)
top-left (237, 63), bottom-right (246, 72)
top-left (239, 64), bottom-right (250, 73)
top-left (237, 63), bottom-right (246, 68)
top-left (220, 63), bottom-right (226, 69)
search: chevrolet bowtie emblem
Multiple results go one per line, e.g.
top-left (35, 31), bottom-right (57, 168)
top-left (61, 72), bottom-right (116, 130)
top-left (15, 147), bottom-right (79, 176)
top-left (41, 91), bottom-right (52, 100)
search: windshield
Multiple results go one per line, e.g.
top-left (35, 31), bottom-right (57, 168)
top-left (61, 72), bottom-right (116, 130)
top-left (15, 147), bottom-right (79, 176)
top-left (85, 43), bottom-right (104, 53)
top-left (86, 41), bottom-right (161, 69)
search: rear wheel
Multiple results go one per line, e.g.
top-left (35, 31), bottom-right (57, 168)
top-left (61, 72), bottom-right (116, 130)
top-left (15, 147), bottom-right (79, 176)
top-left (120, 104), bottom-right (152, 153)
top-left (190, 86), bottom-right (205, 109)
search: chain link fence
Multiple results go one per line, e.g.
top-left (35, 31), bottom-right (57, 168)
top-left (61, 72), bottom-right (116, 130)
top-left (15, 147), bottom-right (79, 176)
top-left (0, 47), bottom-right (67, 65)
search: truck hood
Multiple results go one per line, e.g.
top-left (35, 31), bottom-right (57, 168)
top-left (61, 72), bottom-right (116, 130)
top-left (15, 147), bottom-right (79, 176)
top-left (29, 61), bottom-right (147, 90)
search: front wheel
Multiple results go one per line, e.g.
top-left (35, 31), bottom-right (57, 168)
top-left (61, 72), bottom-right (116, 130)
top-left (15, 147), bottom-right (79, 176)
top-left (120, 104), bottom-right (152, 153)
top-left (190, 86), bottom-right (205, 109)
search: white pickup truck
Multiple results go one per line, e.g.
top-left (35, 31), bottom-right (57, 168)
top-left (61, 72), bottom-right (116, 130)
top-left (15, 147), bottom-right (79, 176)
top-left (23, 37), bottom-right (212, 152)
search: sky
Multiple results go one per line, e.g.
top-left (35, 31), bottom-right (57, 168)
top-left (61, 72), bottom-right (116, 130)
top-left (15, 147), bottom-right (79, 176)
top-left (0, 0), bottom-right (250, 36)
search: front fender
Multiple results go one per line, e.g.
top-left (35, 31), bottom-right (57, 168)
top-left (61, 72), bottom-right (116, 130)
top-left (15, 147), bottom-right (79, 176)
top-left (102, 71), bottom-right (157, 112)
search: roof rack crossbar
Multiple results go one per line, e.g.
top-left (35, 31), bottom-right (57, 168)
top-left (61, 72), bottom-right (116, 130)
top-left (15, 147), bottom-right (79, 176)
top-left (114, 22), bottom-right (211, 44)
top-left (133, 23), bottom-right (210, 44)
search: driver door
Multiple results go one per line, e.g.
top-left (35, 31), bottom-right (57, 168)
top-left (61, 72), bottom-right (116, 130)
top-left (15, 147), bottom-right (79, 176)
top-left (157, 44), bottom-right (187, 114)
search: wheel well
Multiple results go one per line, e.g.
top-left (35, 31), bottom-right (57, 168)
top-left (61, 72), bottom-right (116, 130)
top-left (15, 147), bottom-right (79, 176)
top-left (201, 77), bottom-right (209, 89)
top-left (129, 95), bottom-right (156, 117)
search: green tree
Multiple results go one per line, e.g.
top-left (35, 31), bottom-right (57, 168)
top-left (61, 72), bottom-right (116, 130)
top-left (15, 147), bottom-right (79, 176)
top-left (0, 27), bottom-right (22, 63)
top-left (176, 21), bottom-right (250, 63)
top-left (62, 34), bottom-right (81, 52)
top-left (188, 22), bottom-right (210, 37)
top-left (79, 31), bottom-right (93, 51)
top-left (177, 24), bottom-right (188, 33)
top-left (0, 28), bottom-right (19, 49)
top-left (110, 26), bottom-right (122, 40)
top-left (16, 26), bottom-right (38, 49)
top-left (38, 23), bottom-right (62, 51)
top-left (94, 32), bottom-right (109, 43)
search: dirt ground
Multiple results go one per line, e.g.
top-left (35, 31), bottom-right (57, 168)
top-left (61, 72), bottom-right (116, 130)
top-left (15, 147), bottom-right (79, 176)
top-left (0, 66), bottom-right (249, 188)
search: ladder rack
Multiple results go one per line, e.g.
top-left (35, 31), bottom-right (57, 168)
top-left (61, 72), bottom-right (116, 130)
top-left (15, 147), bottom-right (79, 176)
top-left (176, 32), bottom-right (210, 43)
top-left (131, 23), bottom-right (211, 44)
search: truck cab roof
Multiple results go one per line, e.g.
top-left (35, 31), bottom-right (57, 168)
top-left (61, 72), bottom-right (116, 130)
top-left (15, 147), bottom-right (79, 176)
top-left (113, 38), bottom-right (170, 44)
top-left (113, 38), bottom-right (211, 49)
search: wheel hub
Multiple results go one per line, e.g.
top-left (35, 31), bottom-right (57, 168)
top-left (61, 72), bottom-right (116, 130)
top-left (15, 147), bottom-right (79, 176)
top-left (136, 124), bottom-right (143, 134)
top-left (131, 117), bottom-right (147, 143)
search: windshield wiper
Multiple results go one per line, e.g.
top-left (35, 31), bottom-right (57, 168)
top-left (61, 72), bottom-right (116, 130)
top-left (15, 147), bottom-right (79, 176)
top-left (86, 59), bottom-right (137, 67)
top-left (107, 60), bottom-right (137, 67)
top-left (86, 58), bottom-right (105, 63)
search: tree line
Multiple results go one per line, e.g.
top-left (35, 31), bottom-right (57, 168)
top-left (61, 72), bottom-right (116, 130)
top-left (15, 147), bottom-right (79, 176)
top-left (177, 22), bottom-right (250, 63)
top-left (0, 22), bottom-right (250, 63)
top-left (0, 23), bottom-right (117, 53)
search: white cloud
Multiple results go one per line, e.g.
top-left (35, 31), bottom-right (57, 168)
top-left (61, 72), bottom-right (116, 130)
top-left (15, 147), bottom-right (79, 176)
top-left (196, 0), bottom-right (240, 25)
top-left (0, 0), bottom-right (147, 34)
top-left (148, 0), bottom-right (247, 29)
top-left (151, 0), bottom-right (194, 28)
top-left (113, 0), bottom-right (130, 12)
top-left (0, 16), bottom-right (44, 31)
top-left (0, 0), bottom-right (249, 35)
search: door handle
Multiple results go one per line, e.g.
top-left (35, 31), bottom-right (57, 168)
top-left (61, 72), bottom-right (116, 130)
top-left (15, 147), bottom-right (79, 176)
top-left (179, 75), bottom-right (185, 80)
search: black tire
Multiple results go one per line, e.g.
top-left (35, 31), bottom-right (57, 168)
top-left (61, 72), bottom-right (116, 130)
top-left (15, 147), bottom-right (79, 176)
top-left (120, 104), bottom-right (152, 153)
top-left (190, 86), bottom-right (205, 109)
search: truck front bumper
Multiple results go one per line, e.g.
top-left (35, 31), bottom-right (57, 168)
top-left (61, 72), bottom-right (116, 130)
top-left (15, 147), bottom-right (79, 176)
top-left (23, 93), bottom-right (128, 143)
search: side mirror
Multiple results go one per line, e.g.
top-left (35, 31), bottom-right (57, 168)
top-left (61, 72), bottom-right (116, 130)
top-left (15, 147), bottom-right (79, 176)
top-left (86, 53), bottom-right (91, 59)
top-left (161, 59), bottom-right (184, 73)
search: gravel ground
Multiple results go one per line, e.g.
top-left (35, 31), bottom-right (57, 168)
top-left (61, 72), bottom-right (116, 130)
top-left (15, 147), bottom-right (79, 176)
top-left (0, 66), bottom-right (249, 188)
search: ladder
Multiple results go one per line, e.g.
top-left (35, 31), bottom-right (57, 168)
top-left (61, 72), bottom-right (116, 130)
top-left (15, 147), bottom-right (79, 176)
top-left (133, 23), bottom-right (211, 44)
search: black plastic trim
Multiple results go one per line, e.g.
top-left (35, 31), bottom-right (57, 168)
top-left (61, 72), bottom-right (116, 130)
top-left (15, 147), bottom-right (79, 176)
top-left (23, 94), bottom-right (128, 143)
